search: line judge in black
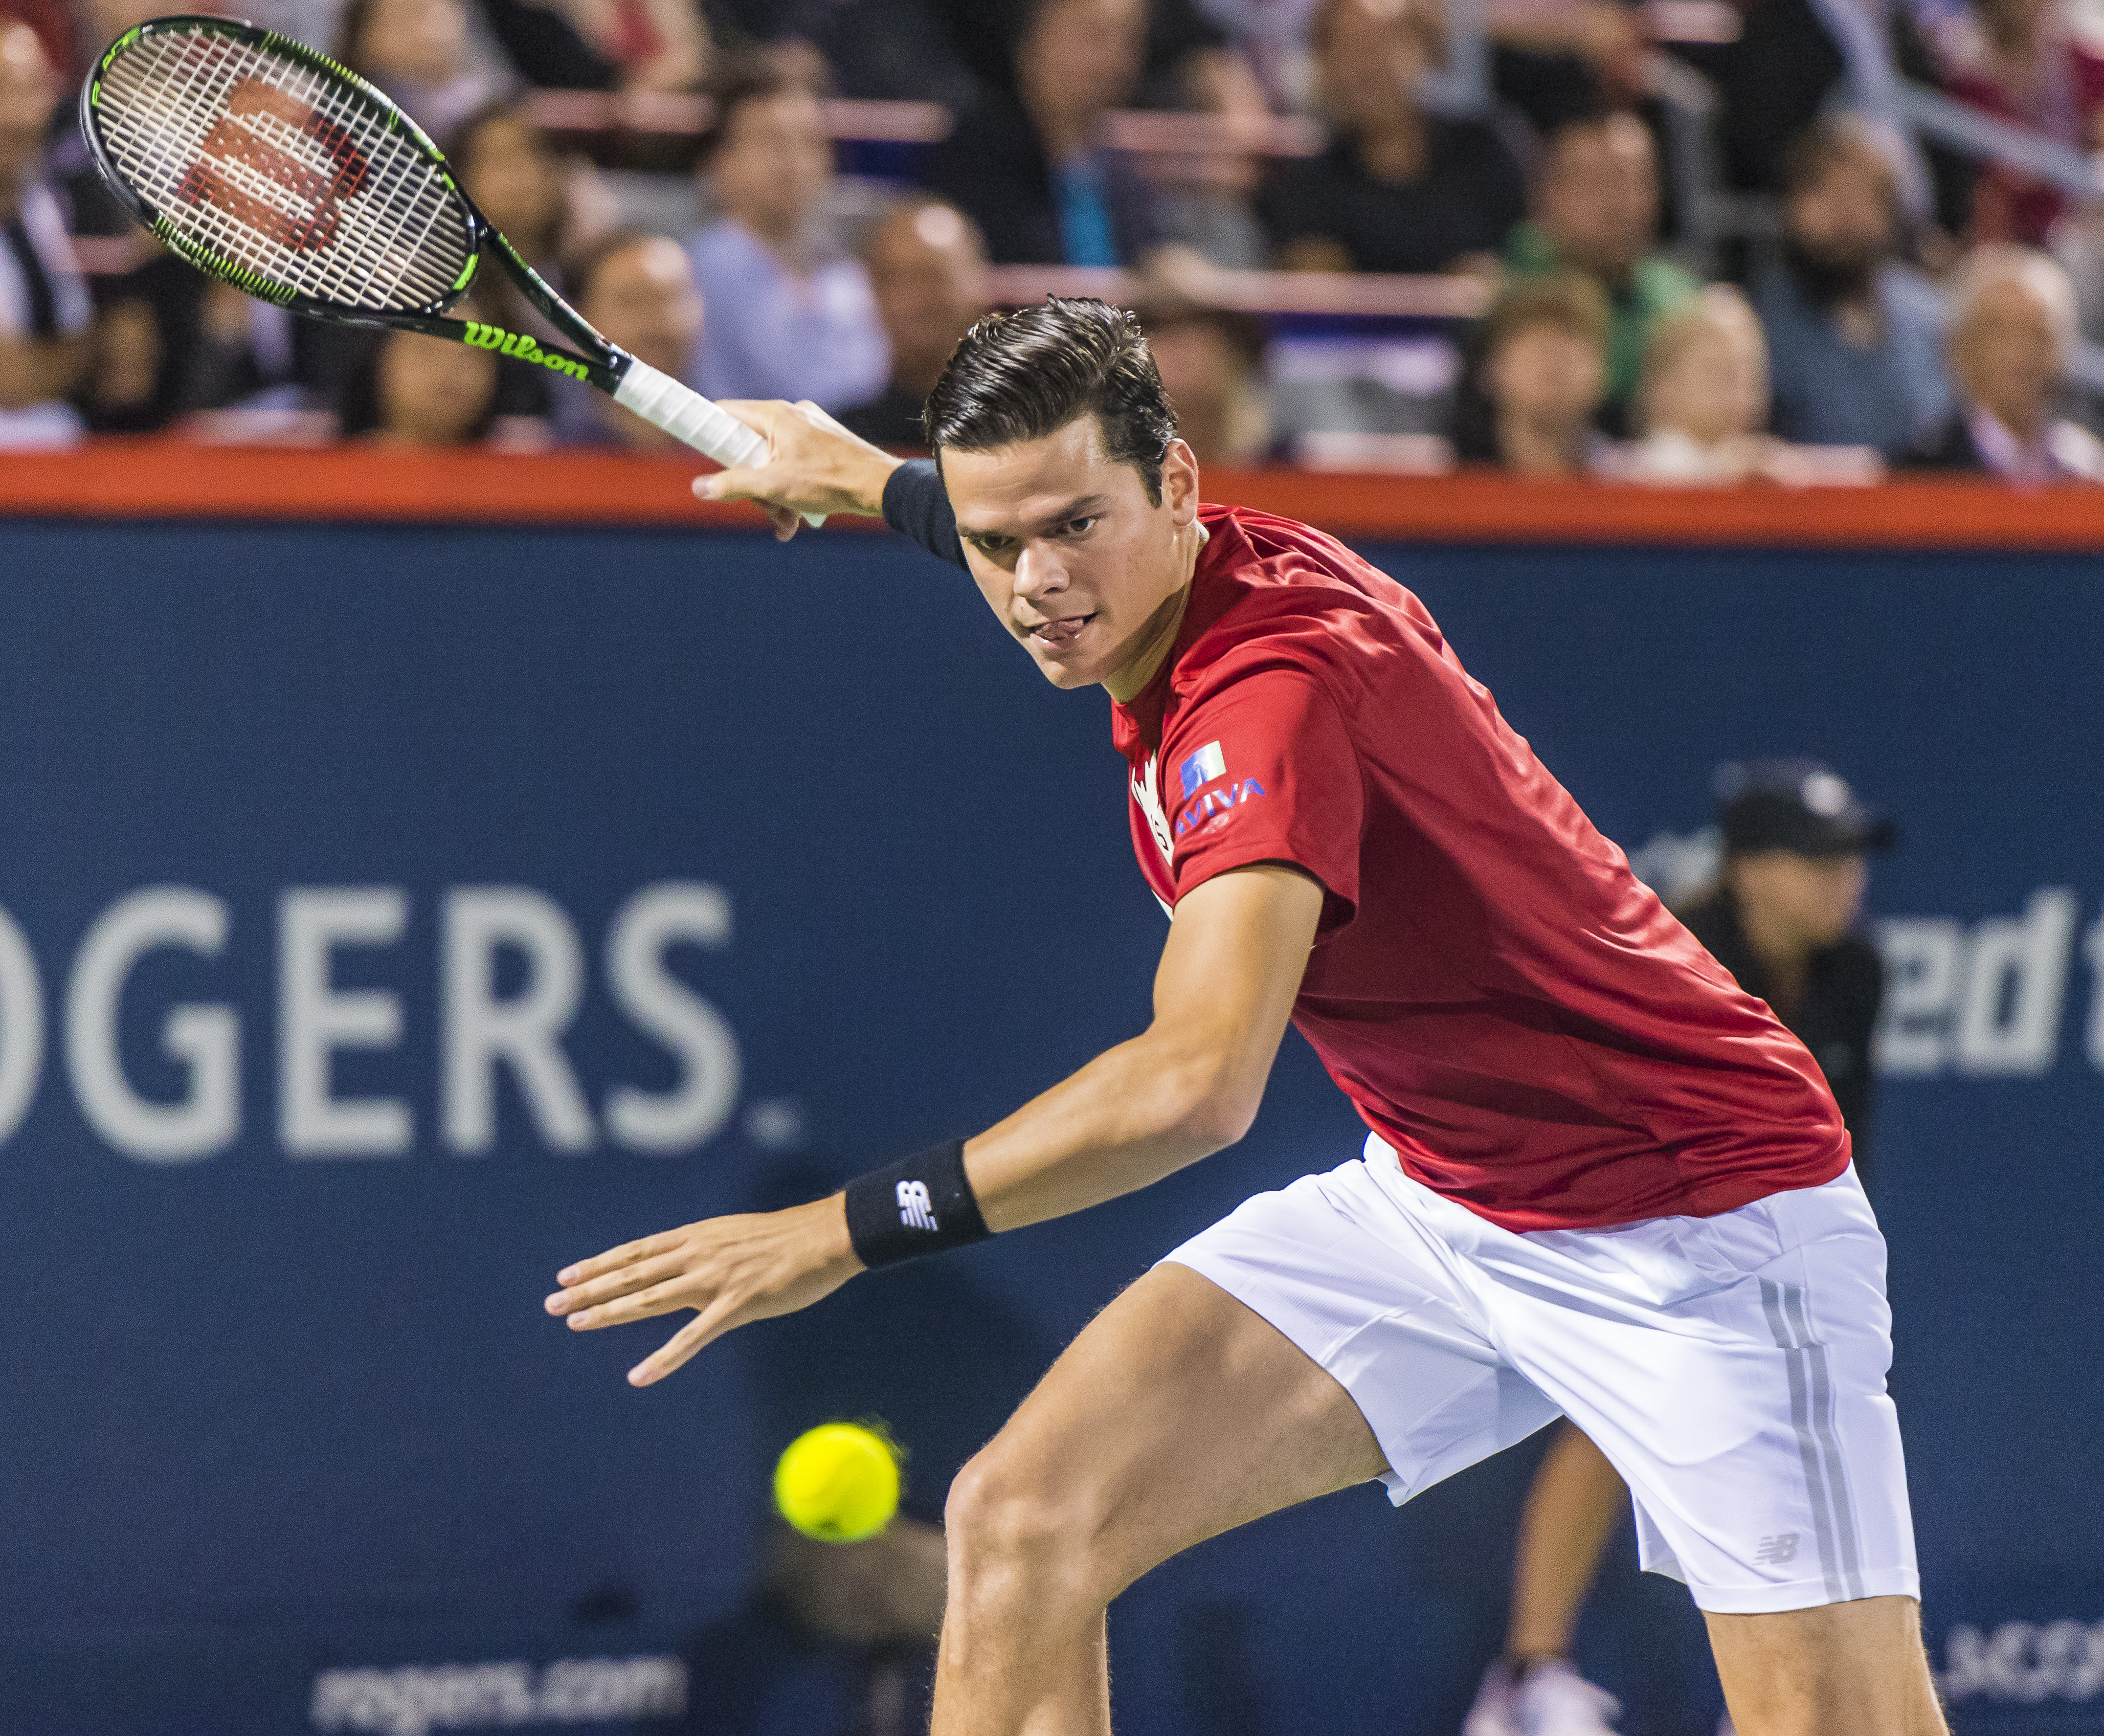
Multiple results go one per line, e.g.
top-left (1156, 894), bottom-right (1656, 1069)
top-left (1464, 756), bottom-right (1895, 1734)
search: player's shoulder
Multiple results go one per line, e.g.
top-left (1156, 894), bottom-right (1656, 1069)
top-left (1185, 505), bottom-right (1424, 662)
top-left (1155, 505), bottom-right (1442, 731)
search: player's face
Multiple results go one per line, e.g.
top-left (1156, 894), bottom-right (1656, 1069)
top-left (943, 416), bottom-right (1202, 696)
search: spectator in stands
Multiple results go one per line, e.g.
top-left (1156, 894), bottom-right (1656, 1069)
top-left (1453, 275), bottom-right (1610, 475)
top-left (529, 0), bottom-right (710, 90)
top-left (840, 199), bottom-right (990, 450)
top-left (1616, 285), bottom-right (1776, 481)
top-left (456, 101), bottom-right (574, 286)
top-left (1669, 0), bottom-right (1971, 246)
top-left (338, 0), bottom-right (508, 145)
top-left (927, 0), bottom-right (1163, 266)
top-left (556, 231), bottom-right (706, 449)
top-left (0, 20), bottom-right (88, 448)
top-left (1754, 117), bottom-right (1952, 459)
top-left (80, 294), bottom-right (165, 433)
top-left (341, 327), bottom-right (502, 446)
top-left (1936, 0), bottom-right (2104, 247)
top-left (1910, 242), bottom-right (2104, 479)
top-left (1256, 0), bottom-right (1528, 275)
top-left (685, 60), bottom-right (887, 409)
top-left (453, 100), bottom-right (584, 419)
top-left (1505, 112), bottom-right (1699, 432)
top-left (181, 281), bottom-right (344, 419)
top-left (1141, 299), bottom-right (1273, 463)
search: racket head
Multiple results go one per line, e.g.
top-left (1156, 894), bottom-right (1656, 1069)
top-left (81, 14), bottom-right (486, 322)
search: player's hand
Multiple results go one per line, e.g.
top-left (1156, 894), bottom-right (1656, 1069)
top-left (695, 400), bottom-right (904, 541)
top-left (545, 1195), bottom-right (863, 1386)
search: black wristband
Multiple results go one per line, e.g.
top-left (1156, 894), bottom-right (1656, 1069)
top-left (880, 458), bottom-right (967, 572)
top-left (844, 1139), bottom-right (992, 1268)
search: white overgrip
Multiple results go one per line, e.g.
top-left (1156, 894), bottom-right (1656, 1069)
top-left (613, 361), bottom-right (825, 525)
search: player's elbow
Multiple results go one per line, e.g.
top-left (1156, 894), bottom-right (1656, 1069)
top-left (1187, 1087), bottom-right (1262, 1151)
top-left (1154, 1039), bottom-right (1266, 1152)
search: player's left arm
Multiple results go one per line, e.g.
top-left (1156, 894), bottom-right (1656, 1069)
top-left (546, 862), bottom-right (1322, 1385)
top-left (957, 861), bottom-right (1322, 1228)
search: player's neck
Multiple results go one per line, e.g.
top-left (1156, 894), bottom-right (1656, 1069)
top-left (1104, 520), bottom-right (1209, 704)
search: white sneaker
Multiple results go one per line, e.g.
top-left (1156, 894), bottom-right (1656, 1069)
top-left (1514, 1659), bottom-right (1622, 1735)
top-left (1462, 1659), bottom-right (1621, 1736)
top-left (1461, 1661), bottom-right (1524, 1736)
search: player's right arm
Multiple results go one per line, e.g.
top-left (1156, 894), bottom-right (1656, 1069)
top-left (545, 862), bottom-right (1324, 1386)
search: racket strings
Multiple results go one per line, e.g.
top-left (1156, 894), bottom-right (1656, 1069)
top-left (96, 26), bottom-right (472, 311)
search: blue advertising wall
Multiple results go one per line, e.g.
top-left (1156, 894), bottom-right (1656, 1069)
top-left (0, 514), bottom-right (2096, 1736)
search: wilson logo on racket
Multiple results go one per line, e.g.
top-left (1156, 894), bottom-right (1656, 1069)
top-left (177, 78), bottom-right (373, 253)
top-left (461, 322), bottom-right (591, 381)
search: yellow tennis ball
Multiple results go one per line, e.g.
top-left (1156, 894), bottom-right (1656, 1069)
top-left (773, 1422), bottom-right (901, 1543)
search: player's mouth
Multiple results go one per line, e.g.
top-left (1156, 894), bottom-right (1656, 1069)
top-left (1026, 612), bottom-right (1096, 649)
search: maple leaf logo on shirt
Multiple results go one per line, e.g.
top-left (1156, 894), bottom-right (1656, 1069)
top-left (1133, 752), bottom-right (1174, 870)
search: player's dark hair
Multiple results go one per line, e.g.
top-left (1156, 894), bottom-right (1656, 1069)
top-left (923, 298), bottom-right (1180, 503)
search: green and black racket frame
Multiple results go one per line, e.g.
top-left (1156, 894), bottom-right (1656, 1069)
top-left (80, 13), bottom-right (805, 492)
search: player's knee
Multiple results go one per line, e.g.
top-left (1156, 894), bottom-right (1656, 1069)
top-left (944, 1439), bottom-right (1103, 1609)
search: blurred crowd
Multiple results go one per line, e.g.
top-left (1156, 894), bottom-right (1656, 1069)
top-left (6, 0), bottom-right (2104, 483)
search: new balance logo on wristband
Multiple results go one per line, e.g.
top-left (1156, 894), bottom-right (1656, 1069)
top-left (845, 1141), bottom-right (988, 1268)
top-left (897, 1179), bottom-right (939, 1232)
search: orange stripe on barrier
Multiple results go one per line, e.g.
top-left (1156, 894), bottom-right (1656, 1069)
top-left (3, 440), bottom-right (2102, 551)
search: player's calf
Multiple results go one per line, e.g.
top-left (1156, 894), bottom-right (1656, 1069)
top-left (1707, 1595), bottom-right (1949, 1735)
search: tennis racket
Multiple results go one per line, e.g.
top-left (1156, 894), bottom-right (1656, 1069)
top-left (81, 13), bottom-right (817, 514)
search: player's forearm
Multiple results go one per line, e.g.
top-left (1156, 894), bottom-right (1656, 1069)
top-left (961, 1025), bottom-right (1260, 1232)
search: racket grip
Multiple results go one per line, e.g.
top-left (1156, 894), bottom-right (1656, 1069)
top-left (614, 362), bottom-right (825, 526)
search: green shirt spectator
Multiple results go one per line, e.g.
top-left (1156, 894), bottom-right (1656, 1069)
top-left (1503, 114), bottom-right (1699, 422)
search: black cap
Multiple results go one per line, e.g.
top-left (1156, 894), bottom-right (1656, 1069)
top-left (1713, 759), bottom-right (1896, 858)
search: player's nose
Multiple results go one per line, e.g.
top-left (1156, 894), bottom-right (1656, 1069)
top-left (1013, 544), bottom-right (1067, 602)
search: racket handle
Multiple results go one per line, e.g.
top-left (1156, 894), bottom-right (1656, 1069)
top-left (614, 362), bottom-right (825, 526)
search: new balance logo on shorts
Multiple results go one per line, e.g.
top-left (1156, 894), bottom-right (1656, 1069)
top-left (1755, 1533), bottom-right (1800, 1565)
top-left (896, 1179), bottom-right (938, 1232)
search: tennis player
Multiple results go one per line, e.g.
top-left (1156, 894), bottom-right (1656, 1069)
top-left (546, 299), bottom-right (1944, 1736)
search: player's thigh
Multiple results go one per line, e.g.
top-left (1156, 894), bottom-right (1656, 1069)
top-left (1705, 1594), bottom-right (1946, 1735)
top-left (949, 1260), bottom-right (1387, 1604)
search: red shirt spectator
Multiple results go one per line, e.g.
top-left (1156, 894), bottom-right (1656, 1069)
top-left (1937, 0), bottom-right (2104, 244)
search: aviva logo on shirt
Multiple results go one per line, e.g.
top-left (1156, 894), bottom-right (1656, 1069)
top-left (1174, 741), bottom-right (1267, 840)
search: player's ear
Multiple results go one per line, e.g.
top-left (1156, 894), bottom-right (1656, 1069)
top-left (1161, 438), bottom-right (1200, 526)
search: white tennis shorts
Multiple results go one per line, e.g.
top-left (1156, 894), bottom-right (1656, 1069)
top-left (1162, 1135), bottom-right (1919, 1614)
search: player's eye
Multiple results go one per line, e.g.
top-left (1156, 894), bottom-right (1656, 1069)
top-left (1058, 517), bottom-right (1096, 538)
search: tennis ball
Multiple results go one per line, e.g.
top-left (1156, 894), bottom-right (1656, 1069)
top-left (773, 1422), bottom-right (901, 1543)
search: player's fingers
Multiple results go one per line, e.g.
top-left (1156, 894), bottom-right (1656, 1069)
top-left (712, 398), bottom-right (776, 436)
top-left (693, 465), bottom-right (769, 505)
top-left (555, 1228), bottom-right (683, 1287)
top-left (769, 503), bottom-right (800, 541)
top-left (565, 1273), bottom-right (701, 1331)
top-left (544, 1250), bottom-right (686, 1316)
top-left (628, 1312), bottom-right (721, 1387)
top-left (627, 1286), bottom-right (761, 1385)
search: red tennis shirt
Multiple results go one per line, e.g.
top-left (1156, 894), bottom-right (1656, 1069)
top-left (1112, 504), bottom-right (1850, 1232)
